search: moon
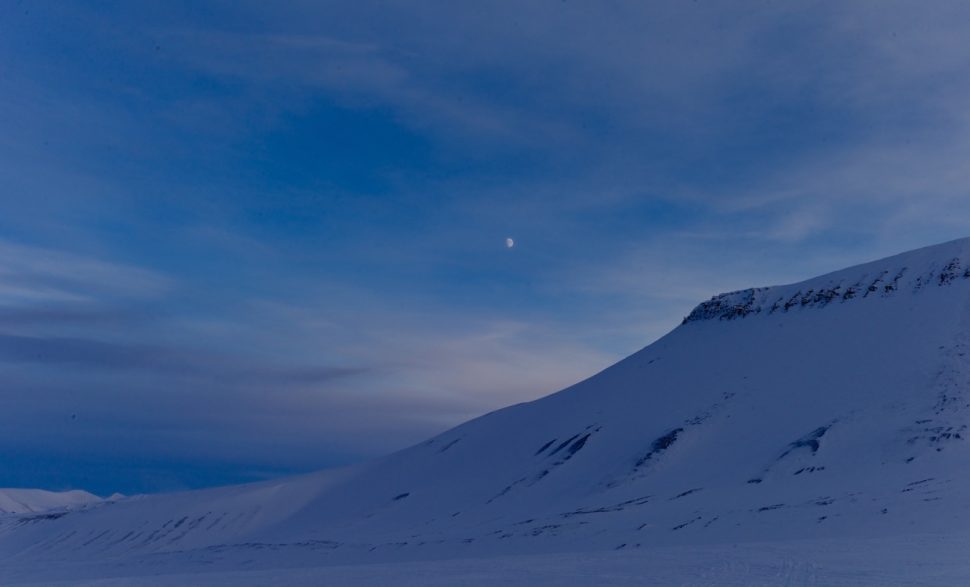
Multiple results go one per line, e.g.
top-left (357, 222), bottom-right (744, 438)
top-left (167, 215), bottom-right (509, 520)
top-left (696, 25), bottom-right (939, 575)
top-left (506, 237), bottom-right (515, 249)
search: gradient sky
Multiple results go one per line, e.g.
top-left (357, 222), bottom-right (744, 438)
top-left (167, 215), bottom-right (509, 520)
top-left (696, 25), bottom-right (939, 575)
top-left (4, 1), bottom-right (970, 495)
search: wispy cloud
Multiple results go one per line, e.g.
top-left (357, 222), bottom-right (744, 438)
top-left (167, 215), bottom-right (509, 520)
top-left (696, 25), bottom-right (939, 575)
top-left (158, 28), bottom-right (572, 145)
top-left (0, 237), bottom-right (616, 491)
top-left (0, 239), bottom-right (171, 305)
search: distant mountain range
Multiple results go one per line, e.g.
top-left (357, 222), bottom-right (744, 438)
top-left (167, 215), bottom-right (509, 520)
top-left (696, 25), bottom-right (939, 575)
top-left (0, 488), bottom-right (102, 515)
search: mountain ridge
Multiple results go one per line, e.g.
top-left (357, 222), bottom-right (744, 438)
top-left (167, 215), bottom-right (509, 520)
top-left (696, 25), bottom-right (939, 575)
top-left (685, 236), bottom-right (970, 322)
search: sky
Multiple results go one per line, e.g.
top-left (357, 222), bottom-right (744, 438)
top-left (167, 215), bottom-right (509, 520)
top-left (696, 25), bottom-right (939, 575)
top-left (4, 1), bottom-right (970, 495)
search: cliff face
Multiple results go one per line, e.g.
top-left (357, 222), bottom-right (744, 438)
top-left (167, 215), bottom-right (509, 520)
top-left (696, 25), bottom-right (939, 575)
top-left (686, 238), bottom-right (970, 323)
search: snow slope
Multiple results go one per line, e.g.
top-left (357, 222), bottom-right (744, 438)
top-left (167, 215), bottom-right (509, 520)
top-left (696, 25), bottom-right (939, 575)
top-left (0, 489), bottom-right (102, 515)
top-left (5, 237), bottom-right (970, 584)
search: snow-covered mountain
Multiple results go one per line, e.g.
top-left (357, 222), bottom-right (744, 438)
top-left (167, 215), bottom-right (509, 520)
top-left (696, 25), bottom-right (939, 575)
top-left (5, 237), bottom-right (970, 583)
top-left (0, 488), bottom-right (102, 515)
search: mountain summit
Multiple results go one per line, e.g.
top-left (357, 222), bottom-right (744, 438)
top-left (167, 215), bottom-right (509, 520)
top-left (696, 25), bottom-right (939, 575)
top-left (4, 238), bottom-right (970, 581)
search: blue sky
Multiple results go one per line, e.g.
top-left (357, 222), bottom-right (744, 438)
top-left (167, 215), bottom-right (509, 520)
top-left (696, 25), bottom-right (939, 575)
top-left (3, 1), bottom-right (970, 495)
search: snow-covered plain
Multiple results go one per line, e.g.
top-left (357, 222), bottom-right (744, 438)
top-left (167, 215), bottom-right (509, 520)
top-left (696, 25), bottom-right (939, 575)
top-left (8, 533), bottom-right (970, 586)
top-left (6, 237), bottom-right (970, 585)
